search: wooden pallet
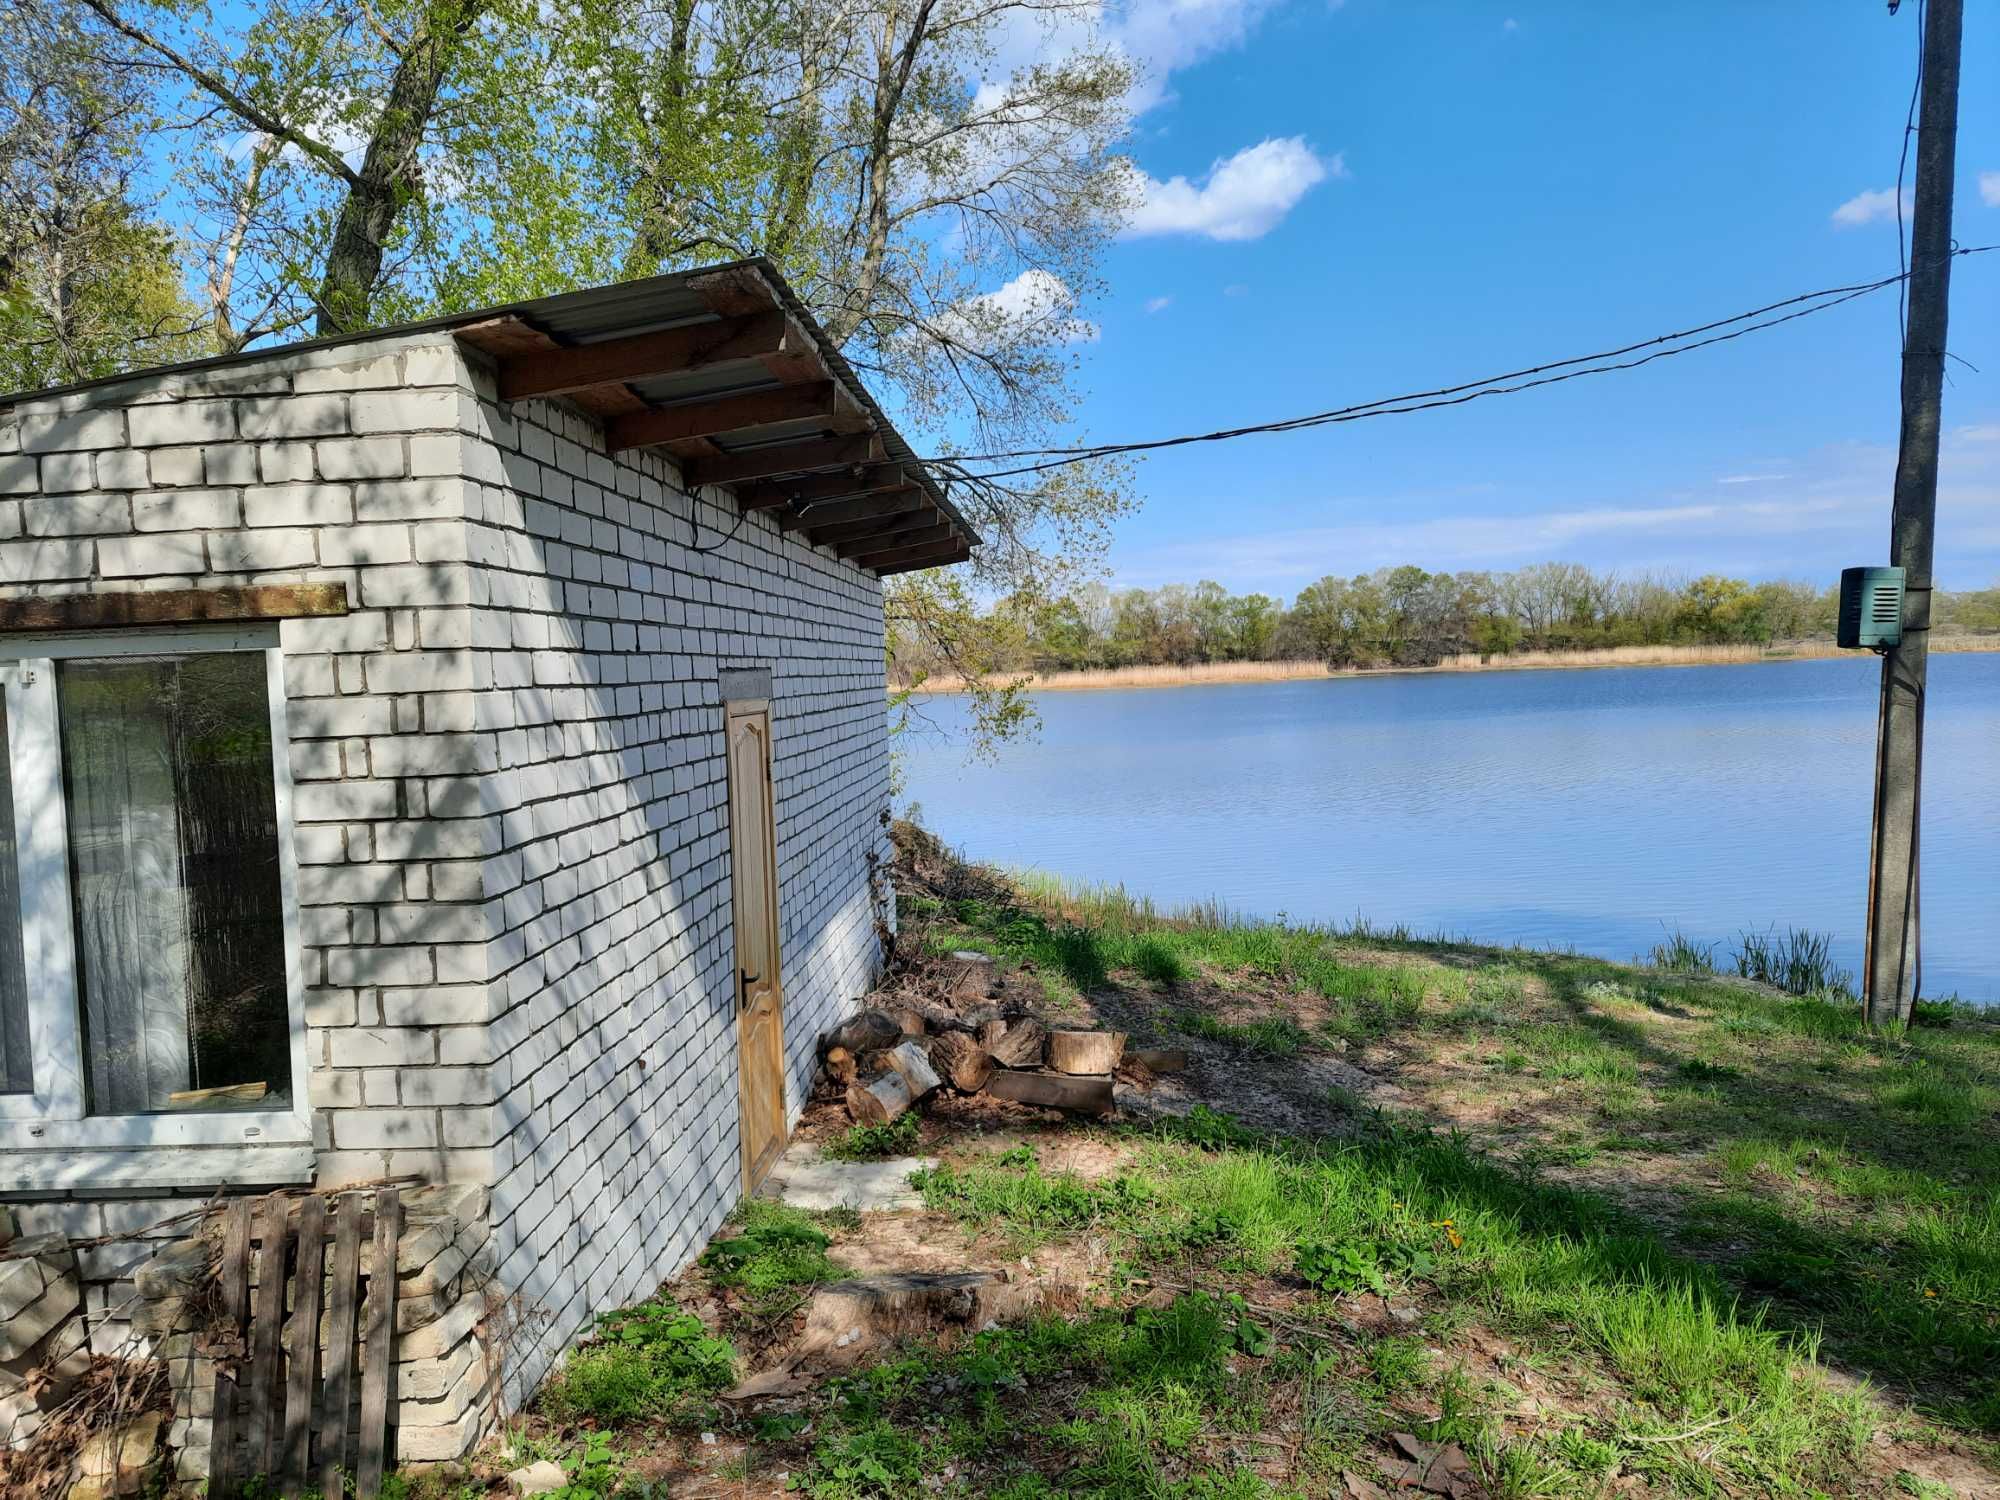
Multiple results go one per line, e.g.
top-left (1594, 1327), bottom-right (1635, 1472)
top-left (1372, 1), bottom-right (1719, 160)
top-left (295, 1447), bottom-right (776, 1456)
top-left (207, 1187), bottom-right (401, 1499)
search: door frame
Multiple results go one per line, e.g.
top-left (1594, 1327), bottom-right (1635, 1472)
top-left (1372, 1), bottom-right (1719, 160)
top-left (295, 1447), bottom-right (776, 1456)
top-left (724, 695), bottom-right (787, 1191)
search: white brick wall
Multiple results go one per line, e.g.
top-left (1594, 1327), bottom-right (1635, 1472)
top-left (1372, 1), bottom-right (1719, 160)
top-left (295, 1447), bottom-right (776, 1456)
top-left (0, 329), bottom-right (893, 1417)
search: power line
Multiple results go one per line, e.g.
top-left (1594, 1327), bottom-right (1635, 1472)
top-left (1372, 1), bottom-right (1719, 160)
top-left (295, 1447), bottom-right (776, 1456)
top-left (933, 245), bottom-right (1998, 484)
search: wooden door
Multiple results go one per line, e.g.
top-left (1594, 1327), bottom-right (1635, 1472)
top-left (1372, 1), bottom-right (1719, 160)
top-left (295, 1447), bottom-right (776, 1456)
top-left (726, 700), bottom-right (787, 1190)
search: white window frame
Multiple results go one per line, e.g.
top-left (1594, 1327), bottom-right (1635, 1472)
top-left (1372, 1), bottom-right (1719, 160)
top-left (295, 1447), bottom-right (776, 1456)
top-left (0, 624), bottom-right (311, 1151)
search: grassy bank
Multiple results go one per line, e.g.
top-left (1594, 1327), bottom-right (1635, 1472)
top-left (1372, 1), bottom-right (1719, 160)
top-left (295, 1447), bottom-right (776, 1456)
top-left (407, 834), bottom-right (2000, 1499)
top-left (901, 635), bottom-right (2000, 694)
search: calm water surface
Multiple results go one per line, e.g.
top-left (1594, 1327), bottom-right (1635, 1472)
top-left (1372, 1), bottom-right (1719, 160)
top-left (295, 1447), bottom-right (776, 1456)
top-left (898, 656), bottom-right (2000, 1001)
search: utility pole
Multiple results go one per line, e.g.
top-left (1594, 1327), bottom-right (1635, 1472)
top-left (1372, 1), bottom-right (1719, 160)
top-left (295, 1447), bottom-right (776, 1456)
top-left (1864, 0), bottom-right (1962, 1030)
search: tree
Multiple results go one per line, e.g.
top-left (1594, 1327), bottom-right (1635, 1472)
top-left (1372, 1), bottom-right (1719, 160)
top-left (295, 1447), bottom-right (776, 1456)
top-left (0, 0), bottom-right (207, 388)
top-left (74, 0), bottom-right (546, 347)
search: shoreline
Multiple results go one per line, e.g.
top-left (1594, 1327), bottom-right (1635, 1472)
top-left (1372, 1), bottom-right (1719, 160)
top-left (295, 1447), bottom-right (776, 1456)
top-left (897, 635), bottom-right (2000, 694)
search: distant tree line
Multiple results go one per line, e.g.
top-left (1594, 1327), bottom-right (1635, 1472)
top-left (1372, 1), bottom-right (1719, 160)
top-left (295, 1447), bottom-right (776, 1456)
top-left (891, 564), bottom-right (2000, 677)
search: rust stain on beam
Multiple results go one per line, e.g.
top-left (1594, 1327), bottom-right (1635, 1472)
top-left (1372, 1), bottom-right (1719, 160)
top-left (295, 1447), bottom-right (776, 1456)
top-left (0, 584), bottom-right (350, 633)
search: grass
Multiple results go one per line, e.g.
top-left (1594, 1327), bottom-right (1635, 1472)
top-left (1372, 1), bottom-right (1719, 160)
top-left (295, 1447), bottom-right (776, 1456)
top-left (826, 1111), bottom-right (923, 1161)
top-left (476, 836), bottom-right (1998, 1498)
top-left (1732, 926), bottom-right (1855, 1000)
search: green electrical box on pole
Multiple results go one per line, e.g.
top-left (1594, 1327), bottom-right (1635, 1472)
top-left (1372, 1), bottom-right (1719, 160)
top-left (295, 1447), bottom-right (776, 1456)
top-left (1837, 566), bottom-right (1905, 650)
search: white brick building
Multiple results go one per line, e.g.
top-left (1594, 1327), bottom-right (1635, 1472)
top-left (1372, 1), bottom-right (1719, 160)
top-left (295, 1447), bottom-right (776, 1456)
top-left (0, 260), bottom-right (975, 1463)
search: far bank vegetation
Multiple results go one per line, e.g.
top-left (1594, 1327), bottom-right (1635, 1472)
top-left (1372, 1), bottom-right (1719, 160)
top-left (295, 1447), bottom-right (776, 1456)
top-left (890, 562), bottom-right (2000, 689)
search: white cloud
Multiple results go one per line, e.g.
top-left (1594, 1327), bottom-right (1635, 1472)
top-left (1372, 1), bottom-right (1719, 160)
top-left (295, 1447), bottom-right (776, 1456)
top-left (1124, 137), bottom-right (1339, 241)
top-left (1145, 295), bottom-right (1174, 314)
top-left (1981, 171), bottom-right (2000, 207)
top-left (1111, 0), bottom-right (1288, 113)
top-left (1956, 423), bottom-right (2000, 443)
top-left (1831, 187), bottom-right (1912, 227)
top-left (948, 269), bottom-right (1099, 347)
top-left (1502, 16), bottom-right (1519, 30)
top-left (1717, 473), bottom-right (1790, 485)
top-left (1223, 282), bottom-right (1251, 298)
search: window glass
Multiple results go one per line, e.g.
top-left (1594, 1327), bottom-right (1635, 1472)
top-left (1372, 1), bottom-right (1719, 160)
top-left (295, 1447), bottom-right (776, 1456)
top-left (0, 706), bottom-right (31, 1094)
top-left (58, 654), bottom-right (290, 1115)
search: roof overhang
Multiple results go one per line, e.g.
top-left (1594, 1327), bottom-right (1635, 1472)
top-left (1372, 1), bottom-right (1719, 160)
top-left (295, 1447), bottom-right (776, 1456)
top-left (449, 260), bottom-right (977, 576)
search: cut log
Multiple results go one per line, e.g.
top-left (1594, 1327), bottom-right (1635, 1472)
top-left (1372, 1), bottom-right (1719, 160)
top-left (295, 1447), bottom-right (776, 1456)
top-left (1047, 1030), bottom-right (1126, 1075)
top-left (984, 1070), bottom-right (1114, 1116)
top-left (885, 1040), bottom-right (941, 1098)
top-left (846, 1072), bottom-right (914, 1126)
top-left (928, 1032), bottom-right (995, 1093)
top-left (978, 1019), bottom-right (1008, 1051)
top-left (798, 1271), bottom-right (1037, 1367)
top-left (824, 1047), bottom-right (857, 1087)
top-left (889, 1008), bottom-right (929, 1038)
top-left (823, 1008), bottom-right (903, 1057)
top-left (1132, 1048), bottom-right (1188, 1074)
top-left (987, 1018), bottom-right (1047, 1069)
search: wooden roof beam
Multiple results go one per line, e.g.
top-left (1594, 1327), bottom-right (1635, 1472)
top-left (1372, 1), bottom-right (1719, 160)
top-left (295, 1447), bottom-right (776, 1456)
top-left (787, 488), bottom-right (928, 535)
top-left (745, 465), bottom-right (907, 514)
top-left (832, 519), bottom-right (953, 558)
top-left (604, 381), bottom-right (863, 453)
top-left (682, 434), bottom-right (883, 490)
top-left (496, 311), bottom-right (818, 401)
top-left (851, 535), bottom-right (970, 572)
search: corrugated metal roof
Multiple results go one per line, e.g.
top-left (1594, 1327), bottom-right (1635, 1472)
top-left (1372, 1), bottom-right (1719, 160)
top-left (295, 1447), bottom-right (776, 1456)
top-left (2, 256), bottom-right (977, 557)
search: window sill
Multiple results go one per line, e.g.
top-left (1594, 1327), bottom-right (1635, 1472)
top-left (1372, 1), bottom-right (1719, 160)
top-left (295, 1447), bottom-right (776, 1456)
top-left (0, 1143), bottom-right (316, 1193)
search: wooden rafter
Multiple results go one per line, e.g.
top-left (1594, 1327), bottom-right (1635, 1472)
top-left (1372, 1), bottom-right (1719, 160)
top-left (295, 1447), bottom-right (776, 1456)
top-left (604, 382), bottom-right (860, 452)
top-left (872, 545), bottom-right (973, 576)
top-left (496, 311), bottom-right (814, 401)
top-left (788, 488), bottom-right (927, 535)
top-left (836, 521), bottom-right (954, 559)
top-left (744, 465), bottom-right (908, 513)
top-left (853, 535), bottom-right (970, 572)
top-left (682, 434), bottom-right (883, 490)
top-left (805, 505), bottom-right (933, 548)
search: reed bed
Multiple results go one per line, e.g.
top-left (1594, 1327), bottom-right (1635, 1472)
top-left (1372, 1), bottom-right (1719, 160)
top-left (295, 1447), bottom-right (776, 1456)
top-left (898, 634), bottom-right (2000, 693)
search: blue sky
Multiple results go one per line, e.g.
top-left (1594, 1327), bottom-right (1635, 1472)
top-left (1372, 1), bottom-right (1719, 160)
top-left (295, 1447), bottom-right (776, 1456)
top-left (1059, 1), bottom-right (2000, 596)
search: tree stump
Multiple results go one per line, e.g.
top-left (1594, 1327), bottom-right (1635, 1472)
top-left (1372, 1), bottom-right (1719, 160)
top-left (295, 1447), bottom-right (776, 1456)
top-left (846, 1071), bottom-right (914, 1126)
top-left (1047, 1030), bottom-right (1125, 1075)
top-left (987, 1018), bottom-right (1047, 1069)
top-left (928, 1032), bottom-right (995, 1093)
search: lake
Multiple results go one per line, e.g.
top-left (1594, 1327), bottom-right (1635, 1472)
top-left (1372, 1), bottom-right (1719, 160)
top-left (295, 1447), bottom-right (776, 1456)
top-left (896, 655), bottom-right (2000, 1002)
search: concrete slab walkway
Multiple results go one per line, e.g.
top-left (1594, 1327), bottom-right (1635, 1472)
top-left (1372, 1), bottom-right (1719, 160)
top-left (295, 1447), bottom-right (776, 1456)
top-left (756, 1142), bottom-right (938, 1212)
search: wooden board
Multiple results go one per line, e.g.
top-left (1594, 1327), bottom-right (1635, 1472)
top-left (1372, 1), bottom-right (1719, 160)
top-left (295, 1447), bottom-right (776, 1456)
top-left (284, 1194), bottom-right (327, 1488)
top-left (0, 584), bottom-right (348, 634)
top-left (984, 1069), bottom-right (1115, 1115)
top-left (321, 1195), bottom-right (364, 1500)
top-left (727, 700), bottom-right (788, 1188)
top-left (357, 1187), bottom-right (400, 1498)
top-left (248, 1194), bottom-right (289, 1479)
top-left (208, 1198), bottom-right (254, 1499)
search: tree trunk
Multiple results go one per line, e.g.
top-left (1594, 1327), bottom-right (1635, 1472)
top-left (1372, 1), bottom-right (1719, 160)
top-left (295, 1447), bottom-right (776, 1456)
top-left (314, 0), bottom-right (485, 335)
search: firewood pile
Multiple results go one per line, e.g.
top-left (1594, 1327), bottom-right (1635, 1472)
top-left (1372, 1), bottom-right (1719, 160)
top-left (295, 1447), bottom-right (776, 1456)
top-left (821, 951), bottom-right (1125, 1122)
